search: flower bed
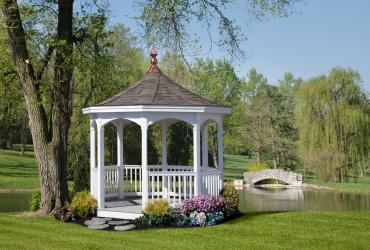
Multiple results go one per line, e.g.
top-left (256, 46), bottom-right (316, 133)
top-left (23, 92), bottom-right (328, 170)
top-left (135, 183), bottom-right (241, 227)
top-left (53, 184), bottom-right (242, 230)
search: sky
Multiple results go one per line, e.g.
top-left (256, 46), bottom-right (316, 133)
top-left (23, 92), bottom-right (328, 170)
top-left (106, 0), bottom-right (370, 91)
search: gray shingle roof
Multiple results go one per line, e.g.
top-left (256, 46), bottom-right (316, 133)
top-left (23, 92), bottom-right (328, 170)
top-left (96, 71), bottom-right (218, 107)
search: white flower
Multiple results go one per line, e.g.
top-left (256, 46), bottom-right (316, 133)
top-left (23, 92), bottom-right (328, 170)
top-left (196, 212), bottom-right (207, 227)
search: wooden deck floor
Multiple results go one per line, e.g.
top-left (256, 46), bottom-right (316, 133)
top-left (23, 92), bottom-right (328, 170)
top-left (98, 197), bottom-right (183, 219)
top-left (97, 198), bottom-right (143, 219)
top-left (103, 198), bottom-right (142, 213)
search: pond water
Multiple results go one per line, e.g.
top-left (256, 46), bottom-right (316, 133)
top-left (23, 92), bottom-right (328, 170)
top-left (239, 187), bottom-right (370, 212)
top-left (0, 192), bottom-right (33, 213)
top-left (0, 188), bottom-right (370, 213)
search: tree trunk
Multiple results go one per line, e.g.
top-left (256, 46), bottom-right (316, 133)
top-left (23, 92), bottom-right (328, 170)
top-left (209, 126), bottom-right (218, 168)
top-left (1, 0), bottom-right (73, 213)
top-left (255, 150), bottom-right (261, 165)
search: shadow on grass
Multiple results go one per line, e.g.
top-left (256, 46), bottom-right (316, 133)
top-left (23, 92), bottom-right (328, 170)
top-left (0, 150), bottom-right (35, 159)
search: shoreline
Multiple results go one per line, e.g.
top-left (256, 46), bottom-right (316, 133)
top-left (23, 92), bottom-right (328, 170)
top-left (232, 179), bottom-right (370, 193)
top-left (0, 188), bottom-right (38, 193)
top-left (302, 183), bottom-right (370, 193)
top-left (1, 181), bottom-right (369, 194)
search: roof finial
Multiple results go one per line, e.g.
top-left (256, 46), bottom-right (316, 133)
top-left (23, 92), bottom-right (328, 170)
top-left (149, 47), bottom-right (160, 73)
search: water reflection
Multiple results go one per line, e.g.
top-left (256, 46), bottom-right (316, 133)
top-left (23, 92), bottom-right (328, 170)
top-left (0, 188), bottom-right (369, 213)
top-left (0, 192), bottom-right (33, 213)
top-left (239, 187), bottom-right (370, 212)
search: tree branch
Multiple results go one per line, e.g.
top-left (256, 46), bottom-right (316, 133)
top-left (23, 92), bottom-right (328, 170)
top-left (36, 45), bottom-right (55, 81)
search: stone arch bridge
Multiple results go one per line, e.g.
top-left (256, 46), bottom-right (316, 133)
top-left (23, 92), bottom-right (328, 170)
top-left (244, 169), bottom-right (303, 186)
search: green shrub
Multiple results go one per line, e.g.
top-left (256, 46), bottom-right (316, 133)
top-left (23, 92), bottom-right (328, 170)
top-left (248, 163), bottom-right (270, 172)
top-left (30, 190), bottom-right (41, 211)
top-left (136, 199), bottom-right (179, 226)
top-left (220, 182), bottom-right (239, 208)
top-left (144, 199), bottom-right (171, 216)
top-left (70, 191), bottom-right (97, 219)
top-left (135, 211), bottom-right (187, 226)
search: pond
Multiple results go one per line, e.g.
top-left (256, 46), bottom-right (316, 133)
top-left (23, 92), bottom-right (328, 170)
top-left (0, 188), bottom-right (369, 213)
top-left (0, 192), bottom-right (33, 213)
top-left (239, 187), bottom-right (370, 212)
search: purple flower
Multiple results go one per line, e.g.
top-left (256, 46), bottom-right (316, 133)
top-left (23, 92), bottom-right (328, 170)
top-left (178, 195), bottom-right (224, 215)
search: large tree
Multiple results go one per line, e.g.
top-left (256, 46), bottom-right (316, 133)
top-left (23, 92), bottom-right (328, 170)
top-left (295, 67), bottom-right (369, 182)
top-left (0, 0), bottom-right (300, 213)
top-left (1, 0), bottom-right (75, 212)
top-left (241, 70), bottom-right (300, 169)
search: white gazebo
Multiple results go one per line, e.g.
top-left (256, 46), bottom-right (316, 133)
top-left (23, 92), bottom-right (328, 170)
top-left (82, 48), bottom-right (230, 219)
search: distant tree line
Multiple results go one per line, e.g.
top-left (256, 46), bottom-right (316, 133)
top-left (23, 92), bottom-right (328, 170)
top-left (0, 0), bottom-right (302, 213)
top-left (0, 15), bottom-right (368, 189)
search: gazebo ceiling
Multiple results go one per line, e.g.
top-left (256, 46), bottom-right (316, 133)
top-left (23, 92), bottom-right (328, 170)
top-left (95, 48), bottom-right (220, 108)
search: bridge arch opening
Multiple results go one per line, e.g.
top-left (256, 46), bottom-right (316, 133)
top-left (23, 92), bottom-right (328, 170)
top-left (253, 178), bottom-right (289, 186)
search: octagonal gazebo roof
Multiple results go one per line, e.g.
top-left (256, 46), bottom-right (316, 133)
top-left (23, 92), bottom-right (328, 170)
top-left (83, 48), bottom-right (230, 115)
top-left (96, 71), bottom-right (217, 107)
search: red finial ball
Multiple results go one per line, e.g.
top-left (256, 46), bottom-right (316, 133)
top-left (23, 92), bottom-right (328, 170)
top-left (150, 47), bottom-right (158, 58)
top-left (149, 47), bottom-right (160, 73)
top-left (150, 47), bottom-right (158, 65)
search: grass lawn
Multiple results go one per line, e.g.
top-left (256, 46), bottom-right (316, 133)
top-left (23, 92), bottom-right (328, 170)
top-left (223, 154), bottom-right (254, 180)
top-left (0, 148), bottom-right (39, 190)
top-left (0, 211), bottom-right (369, 250)
top-left (0, 147), bottom-right (368, 193)
top-left (0, 148), bottom-right (75, 191)
top-left (304, 174), bottom-right (370, 193)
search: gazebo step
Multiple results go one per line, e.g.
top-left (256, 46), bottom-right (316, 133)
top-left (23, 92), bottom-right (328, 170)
top-left (97, 209), bottom-right (143, 220)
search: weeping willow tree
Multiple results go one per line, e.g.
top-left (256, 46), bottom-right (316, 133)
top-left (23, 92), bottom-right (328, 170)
top-left (295, 67), bottom-right (369, 182)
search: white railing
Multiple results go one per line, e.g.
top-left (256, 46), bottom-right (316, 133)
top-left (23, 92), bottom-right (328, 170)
top-left (104, 165), bottom-right (221, 203)
top-left (201, 167), bottom-right (222, 197)
top-left (105, 165), bottom-right (120, 198)
top-left (105, 165), bottom-right (194, 197)
top-left (148, 165), bottom-right (193, 172)
top-left (123, 165), bottom-right (142, 195)
top-left (149, 171), bottom-right (195, 206)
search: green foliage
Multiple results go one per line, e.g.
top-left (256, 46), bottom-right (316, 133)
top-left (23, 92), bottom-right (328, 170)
top-left (143, 199), bottom-right (171, 216)
top-left (295, 67), bottom-right (369, 182)
top-left (70, 191), bottom-right (97, 219)
top-left (138, 199), bottom-right (188, 226)
top-left (248, 163), bottom-right (270, 172)
top-left (161, 57), bottom-right (249, 164)
top-left (241, 71), bottom-right (301, 169)
top-left (135, 212), bottom-right (186, 226)
top-left (167, 122), bottom-right (193, 166)
top-left (220, 182), bottom-right (239, 208)
top-left (30, 191), bottom-right (41, 211)
top-left (0, 28), bottom-right (30, 150)
top-left (67, 23), bottom-right (146, 190)
top-left (138, 0), bottom-right (298, 60)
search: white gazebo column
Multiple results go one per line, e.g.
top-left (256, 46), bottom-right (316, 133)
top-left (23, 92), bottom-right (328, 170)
top-left (161, 124), bottom-right (168, 198)
top-left (217, 121), bottom-right (224, 188)
top-left (201, 124), bottom-right (208, 169)
top-left (90, 119), bottom-right (97, 197)
top-left (97, 124), bottom-right (105, 209)
top-left (116, 121), bottom-right (124, 199)
top-left (193, 123), bottom-right (201, 195)
top-left (141, 120), bottom-right (149, 209)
